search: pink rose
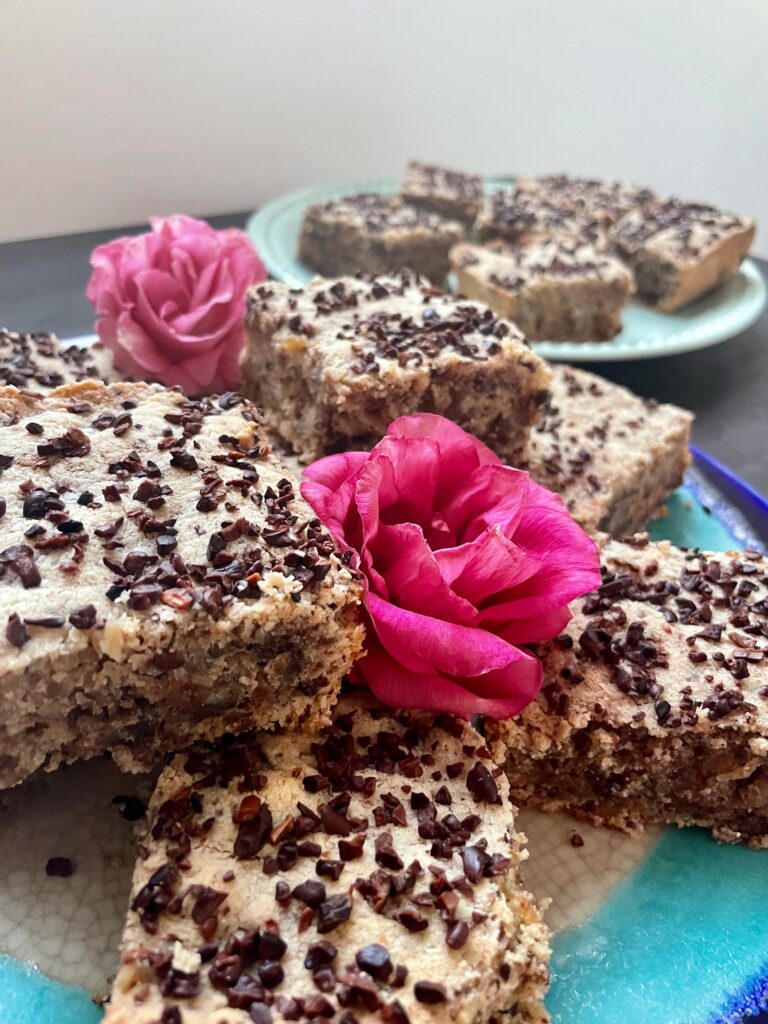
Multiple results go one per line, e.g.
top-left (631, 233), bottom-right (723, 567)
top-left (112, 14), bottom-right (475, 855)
top-left (86, 215), bottom-right (266, 395)
top-left (302, 415), bottom-right (601, 719)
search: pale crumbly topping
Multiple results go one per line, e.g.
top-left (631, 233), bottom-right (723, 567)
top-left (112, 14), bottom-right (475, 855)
top-left (518, 365), bottom-right (691, 531)
top-left (0, 381), bottom-right (361, 673)
top-left (401, 162), bottom-right (483, 206)
top-left (451, 239), bottom-right (633, 291)
top-left (526, 535), bottom-right (768, 738)
top-left (304, 194), bottom-right (463, 236)
top-left (515, 174), bottom-right (656, 225)
top-left (0, 328), bottom-right (118, 392)
top-left (245, 272), bottom-right (544, 382)
top-left (611, 198), bottom-right (755, 263)
top-left (104, 695), bottom-right (551, 1024)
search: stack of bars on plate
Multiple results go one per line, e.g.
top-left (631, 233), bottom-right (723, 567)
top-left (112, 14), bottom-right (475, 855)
top-left (0, 182), bottom-right (766, 1024)
top-left (298, 163), bottom-right (756, 340)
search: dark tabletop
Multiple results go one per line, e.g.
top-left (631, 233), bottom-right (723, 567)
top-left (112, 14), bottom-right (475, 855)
top-left (0, 212), bottom-right (766, 496)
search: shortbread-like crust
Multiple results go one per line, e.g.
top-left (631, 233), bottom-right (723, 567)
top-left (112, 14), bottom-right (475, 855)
top-left (489, 536), bottom-right (768, 849)
top-left (611, 198), bottom-right (756, 311)
top-left (451, 240), bottom-right (633, 342)
top-left (401, 161), bottom-right (483, 228)
top-left (298, 194), bottom-right (463, 284)
top-left (242, 272), bottom-right (551, 463)
top-left (105, 694), bottom-right (551, 1024)
top-left (0, 382), bottom-right (363, 789)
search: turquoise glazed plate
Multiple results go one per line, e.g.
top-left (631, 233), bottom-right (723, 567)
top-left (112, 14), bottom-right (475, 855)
top-left (246, 178), bottom-right (766, 363)
top-left (0, 448), bottom-right (766, 1024)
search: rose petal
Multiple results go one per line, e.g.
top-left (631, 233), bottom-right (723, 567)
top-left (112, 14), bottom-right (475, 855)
top-left (480, 491), bottom-right (601, 622)
top-left (387, 413), bottom-right (499, 508)
top-left (303, 450), bottom-right (371, 495)
top-left (439, 464), bottom-right (531, 543)
top-left (357, 634), bottom-right (541, 719)
top-left (367, 592), bottom-right (519, 678)
top-left (496, 606), bottom-right (573, 645)
top-left (370, 522), bottom-right (477, 625)
top-left (86, 215), bottom-right (266, 395)
top-left (434, 525), bottom-right (542, 606)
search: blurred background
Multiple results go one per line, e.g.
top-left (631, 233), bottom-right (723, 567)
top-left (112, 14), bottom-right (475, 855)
top-left (1, 0), bottom-right (766, 251)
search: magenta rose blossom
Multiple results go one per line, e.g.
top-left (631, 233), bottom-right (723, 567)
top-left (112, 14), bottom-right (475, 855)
top-left (86, 215), bottom-right (266, 395)
top-left (302, 415), bottom-right (601, 719)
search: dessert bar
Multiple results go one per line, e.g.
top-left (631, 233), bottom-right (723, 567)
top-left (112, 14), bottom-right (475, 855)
top-left (0, 381), bottom-right (363, 789)
top-left (1, 327), bottom-right (118, 391)
top-left (450, 239), bottom-right (634, 342)
top-left (242, 272), bottom-right (551, 463)
top-left (400, 160), bottom-right (483, 228)
top-left (488, 536), bottom-right (768, 849)
top-left (518, 365), bottom-right (692, 534)
top-left (298, 194), bottom-right (463, 283)
top-left (514, 174), bottom-right (655, 226)
top-left (610, 197), bottom-right (756, 311)
top-left (104, 694), bottom-right (551, 1024)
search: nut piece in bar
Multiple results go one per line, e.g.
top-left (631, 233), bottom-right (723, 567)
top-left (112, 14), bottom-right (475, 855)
top-left (517, 364), bottom-right (692, 534)
top-left (488, 536), bottom-right (768, 849)
top-left (298, 193), bottom-right (463, 284)
top-left (451, 239), bottom-right (634, 342)
top-left (0, 381), bottom-right (364, 789)
top-left (401, 160), bottom-right (484, 228)
top-left (0, 328), bottom-right (119, 392)
top-left (242, 272), bottom-right (551, 464)
top-left (610, 197), bottom-right (756, 311)
top-left (104, 694), bottom-right (551, 1024)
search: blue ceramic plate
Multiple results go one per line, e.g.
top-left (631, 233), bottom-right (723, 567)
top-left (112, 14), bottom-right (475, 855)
top-left (246, 178), bottom-right (767, 363)
top-left (0, 447), bottom-right (766, 1024)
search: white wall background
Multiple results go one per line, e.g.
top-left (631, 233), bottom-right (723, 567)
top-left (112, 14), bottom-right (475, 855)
top-left (1, 0), bottom-right (767, 251)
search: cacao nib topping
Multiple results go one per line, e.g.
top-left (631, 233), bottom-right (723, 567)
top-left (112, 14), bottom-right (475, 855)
top-left (304, 941), bottom-right (337, 971)
top-left (414, 981), bottom-right (447, 1004)
top-left (170, 449), bottom-right (199, 472)
top-left (24, 615), bottom-right (65, 628)
top-left (446, 919), bottom-right (470, 948)
top-left (292, 880), bottom-right (326, 907)
top-left (6, 613), bottom-right (29, 647)
top-left (234, 804), bottom-right (273, 859)
top-left (317, 894), bottom-right (352, 933)
top-left (466, 762), bottom-right (501, 804)
top-left (0, 544), bottom-right (41, 588)
top-left (355, 943), bottom-right (392, 981)
top-left (37, 426), bottom-right (91, 458)
top-left (45, 856), bottom-right (74, 877)
top-left (112, 794), bottom-right (147, 821)
top-left (69, 604), bottom-right (97, 630)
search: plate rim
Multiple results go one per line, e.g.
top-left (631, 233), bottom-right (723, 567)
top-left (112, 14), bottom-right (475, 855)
top-left (245, 178), bottom-right (767, 363)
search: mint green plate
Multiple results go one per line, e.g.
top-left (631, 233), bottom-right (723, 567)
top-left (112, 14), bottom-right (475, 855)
top-left (246, 178), bottom-right (766, 363)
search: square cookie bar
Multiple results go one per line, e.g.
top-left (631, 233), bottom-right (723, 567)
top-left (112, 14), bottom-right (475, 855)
top-left (104, 694), bottom-right (551, 1024)
top-left (298, 194), bottom-right (463, 284)
top-left (450, 240), bottom-right (634, 342)
top-left (610, 198), bottom-right (756, 311)
top-left (242, 272), bottom-right (552, 463)
top-left (514, 174), bottom-right (655, 226)
top-left (488, 536), bottom-right (768, 849)
top-left (400, 160), bottom-right (483, 227)
top-left (1, 328), bottom-right (118, 391)
top-left (0, 381), bottom-right (363, 789)
top-left (517, 365), bottom-right (692, 534)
